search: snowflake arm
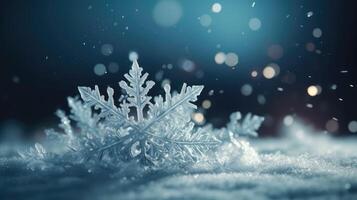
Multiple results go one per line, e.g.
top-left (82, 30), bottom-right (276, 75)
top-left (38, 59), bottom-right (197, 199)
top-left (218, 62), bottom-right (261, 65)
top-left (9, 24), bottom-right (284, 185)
top-left (227, 112), bottom-right (264, 137)
top-left (145, 83), bottom-right (203, 132)
top-left (78, 85), bottom-right (137, 129)
top-left (119, 60), bottom-right (155, 123)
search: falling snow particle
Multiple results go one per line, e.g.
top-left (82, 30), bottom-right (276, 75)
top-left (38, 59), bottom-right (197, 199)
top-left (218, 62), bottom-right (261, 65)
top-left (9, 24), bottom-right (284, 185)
top-left (306, 103), bottom-right (313, 108)
top-left (306, 11), bottom-right (314, 18)
top-left (208, 90), bottom-right (214, 96)
top-left (251, 70), bottom-right (258, 77)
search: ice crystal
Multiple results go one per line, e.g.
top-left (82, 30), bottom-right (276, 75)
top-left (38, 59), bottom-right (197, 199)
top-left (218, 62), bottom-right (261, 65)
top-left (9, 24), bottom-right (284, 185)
top-left (19, 60), bottom-right (264, 169)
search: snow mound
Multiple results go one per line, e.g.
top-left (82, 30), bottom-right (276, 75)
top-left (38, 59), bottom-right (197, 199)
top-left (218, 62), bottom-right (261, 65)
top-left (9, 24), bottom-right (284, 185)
top-left (1, 134), bottom-right (357, 200)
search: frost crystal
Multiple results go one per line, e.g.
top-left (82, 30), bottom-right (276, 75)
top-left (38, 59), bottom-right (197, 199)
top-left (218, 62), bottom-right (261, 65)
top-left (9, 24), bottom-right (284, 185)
top-left (20, 60), bottom-right (264, 169)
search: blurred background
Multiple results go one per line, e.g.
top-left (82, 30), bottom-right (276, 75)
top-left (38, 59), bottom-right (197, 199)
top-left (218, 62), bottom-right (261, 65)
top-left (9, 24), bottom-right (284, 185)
top-left (1, 0), bottom-right (356, 140)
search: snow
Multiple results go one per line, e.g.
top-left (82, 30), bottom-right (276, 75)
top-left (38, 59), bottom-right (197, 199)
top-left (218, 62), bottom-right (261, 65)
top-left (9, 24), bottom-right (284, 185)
top-left (1, 132), bottom-right (357, 200)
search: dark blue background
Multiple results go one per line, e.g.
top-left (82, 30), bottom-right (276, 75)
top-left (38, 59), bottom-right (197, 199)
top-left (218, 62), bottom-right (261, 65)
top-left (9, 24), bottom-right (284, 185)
top-left (1, 0), bottom-right (356, 137)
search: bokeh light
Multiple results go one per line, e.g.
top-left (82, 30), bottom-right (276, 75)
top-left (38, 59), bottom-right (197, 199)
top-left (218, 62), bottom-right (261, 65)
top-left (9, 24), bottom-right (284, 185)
top-left (224, 52), bottom-right (239, 67)
top-left (251, 70), bottom-right (258, 77)
top-left (312, 28), bottom-right (322, 38)
top-left (108, 62), bottom-right (119, 73)
top-left (202, 100), bottom-right (212, 109)
top-left (93, 64), bottom-right (107, 76)
top-left (267, 44), bottom-right (284, 60)
top-left (214, 52), bottom-right (226, 64)
top-left (283, 115), bottom-right (294, 126)
top-left (241, 84), bottom-right (253, 96)
top-left (326, 119), bottom-right (339, 132)
top-left (248, 18), bottom-right (262, 31)
top-left (348, 121), bottom-right (357, 133)
top-left (153, 0), bottom-right (182, 27)
top-left (305, 42), bottom-right (316, 52)
top-left (129, 51), bottom-right (139, 61)
top-left (192, 112), bottom-right (205, 125)
top-left (263, 64), bottom-right (280, 79)
top-left (199, 14), bottom-right (212, 27)
top-left (211, 3), bottom-right (222, 13)
top-left (306, 11), bottom-right (314, 18)
top-left (100, 44), bottom-right (114, 56)
top-left (180, 59), bottom-right (195, 72)
top-left (257, 94), bottom-right (266, 105)
top-left (307, 85), bottom-right (322, 96)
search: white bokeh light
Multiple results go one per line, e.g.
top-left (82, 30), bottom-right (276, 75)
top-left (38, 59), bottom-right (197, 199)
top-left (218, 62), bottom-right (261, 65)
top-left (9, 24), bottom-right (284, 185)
top-left (202, 100), bottom-right (212, 109)
top-left (307, 11), bottom-right (314, 18)
top-left (307, 85), bottom-right (322, 97)
top-left (180, 59), bottom-right (195, 72)
top-left (129, 51), bottom-right (139, 61)
top-left (212, 3), bottom-right (222, 13)
top-left (249, 18), bottom-right (261, 31)
top-left (263, 64), bottom-right (280, 79)
top-left (214, 52), bottom-right (226, 64)
top-left (312, 28), bottom-right (322, 38)
top-left (224, 53), bottom-right (239, 67)
top-left (283, 115), bottom-right (294, 126)
top-left (192, 112), bottom-right (205, 125)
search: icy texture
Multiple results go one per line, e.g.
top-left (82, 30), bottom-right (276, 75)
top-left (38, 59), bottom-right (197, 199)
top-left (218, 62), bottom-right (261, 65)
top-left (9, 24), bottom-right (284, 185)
top-left (14, 60), bottom-right (264, 169)
top-left (1, 133), bottom-right (357, 199)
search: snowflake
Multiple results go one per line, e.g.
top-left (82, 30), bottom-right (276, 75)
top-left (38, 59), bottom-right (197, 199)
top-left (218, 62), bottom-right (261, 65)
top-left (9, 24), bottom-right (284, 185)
top-left (18, 60), bottom-right (264, 169)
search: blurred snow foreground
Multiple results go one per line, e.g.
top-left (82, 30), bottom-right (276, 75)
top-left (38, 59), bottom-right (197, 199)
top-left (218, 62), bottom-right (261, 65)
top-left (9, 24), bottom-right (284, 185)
top-left (0, 61), bottom-right (356, 199)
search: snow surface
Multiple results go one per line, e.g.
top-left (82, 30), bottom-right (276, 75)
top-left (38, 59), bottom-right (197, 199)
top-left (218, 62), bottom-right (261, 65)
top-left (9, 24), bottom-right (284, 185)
top-left (1, 132), bottom-right (357, 200)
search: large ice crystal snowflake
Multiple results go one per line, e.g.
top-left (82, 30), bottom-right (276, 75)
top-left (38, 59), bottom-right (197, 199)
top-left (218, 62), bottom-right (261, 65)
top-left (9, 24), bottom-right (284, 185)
top-left (19, 60), bottom-right (264, 169)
